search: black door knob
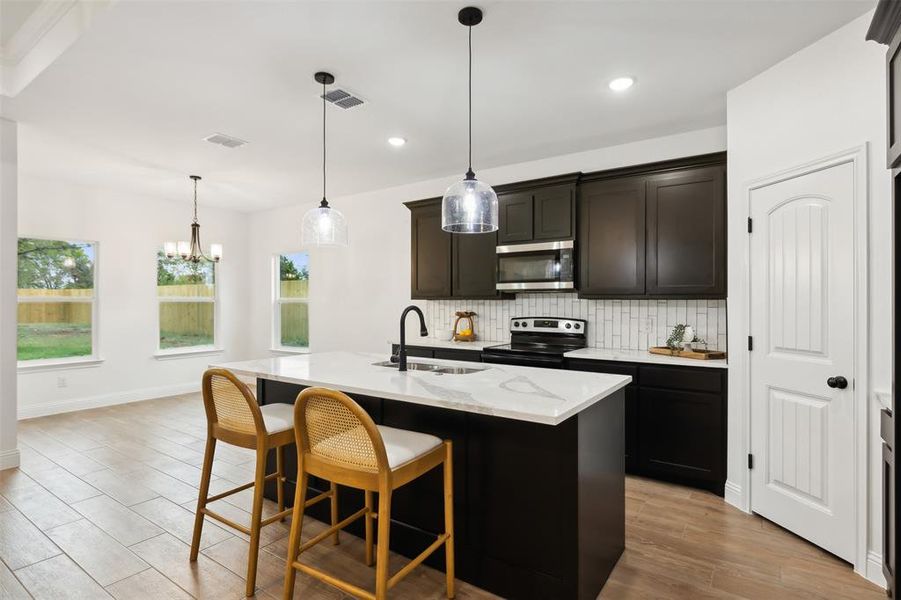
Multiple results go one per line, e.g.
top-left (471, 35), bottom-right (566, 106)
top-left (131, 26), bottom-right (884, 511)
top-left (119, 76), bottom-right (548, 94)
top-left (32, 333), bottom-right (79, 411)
top-left (827, 376), bottom-right (848, 389)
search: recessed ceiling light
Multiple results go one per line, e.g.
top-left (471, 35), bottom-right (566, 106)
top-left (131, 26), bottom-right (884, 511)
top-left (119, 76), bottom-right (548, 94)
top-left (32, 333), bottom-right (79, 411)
top-left (608, 77), bottom-right (635, 92)
top-left (388, 137), bottom-right (407, 147)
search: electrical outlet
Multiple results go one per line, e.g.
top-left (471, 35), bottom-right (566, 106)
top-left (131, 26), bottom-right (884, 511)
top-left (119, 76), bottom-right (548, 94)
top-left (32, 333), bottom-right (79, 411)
top-left (56, 376), bottom-right (67, 388)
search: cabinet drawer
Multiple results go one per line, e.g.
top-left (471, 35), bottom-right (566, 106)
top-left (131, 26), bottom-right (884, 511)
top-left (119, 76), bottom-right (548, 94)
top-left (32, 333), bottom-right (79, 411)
top-left (565, 359), bottom-right (638, 381)
top-left (639, 365), bottom-right (722, 394)
top-left (391, 345), bottom-right (434, 359)
top-left (883, 408), bottom-right (894, 449)
top-left (433, 348), bottom-right (482, 362)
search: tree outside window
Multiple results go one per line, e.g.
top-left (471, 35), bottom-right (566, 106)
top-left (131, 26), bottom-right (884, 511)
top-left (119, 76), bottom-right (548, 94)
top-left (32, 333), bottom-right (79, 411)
top-left (17, 238), bottom-right (97, 362)
top-left (275, 252), bottom-right (309, 349)
top-left (157, 250), bottom-right (216, 350)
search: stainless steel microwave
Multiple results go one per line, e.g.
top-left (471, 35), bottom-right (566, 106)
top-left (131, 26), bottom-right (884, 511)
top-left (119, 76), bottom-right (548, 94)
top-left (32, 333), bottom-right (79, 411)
top-left (496, 240), bottom-right (575, 291)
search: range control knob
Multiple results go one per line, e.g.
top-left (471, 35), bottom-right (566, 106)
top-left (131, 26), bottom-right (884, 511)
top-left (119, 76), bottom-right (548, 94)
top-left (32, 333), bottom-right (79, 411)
top-left (513, 321), bottom-right (520, 327)
top-left (565, 323), bottom-right (572, 329)
top-left (574, 323), bottom-right (581, 330)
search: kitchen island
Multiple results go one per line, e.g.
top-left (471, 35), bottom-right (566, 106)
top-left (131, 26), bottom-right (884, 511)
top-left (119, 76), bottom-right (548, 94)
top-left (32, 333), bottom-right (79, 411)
top-left (214, 351), bottom-right (630, 600)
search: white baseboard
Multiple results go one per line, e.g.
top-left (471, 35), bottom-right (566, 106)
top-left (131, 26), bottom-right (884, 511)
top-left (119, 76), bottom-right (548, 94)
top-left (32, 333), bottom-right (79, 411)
top-left (0, 448), bottom-right (20, 470)
top-left (724, 480), bottom-right (747, 512)
top-left (865, 550), bottom-right (887, 589)
top-left (17, 382), bottom-right (201, 420)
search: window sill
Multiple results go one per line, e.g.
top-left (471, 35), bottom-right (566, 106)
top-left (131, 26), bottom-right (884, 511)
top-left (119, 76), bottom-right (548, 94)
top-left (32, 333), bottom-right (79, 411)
top-left (270, 347), bottom-right (311, 355)
top-left (17, 357), bottom-right (105, 373)
top-left (154, 347), bottom-right (223, 360)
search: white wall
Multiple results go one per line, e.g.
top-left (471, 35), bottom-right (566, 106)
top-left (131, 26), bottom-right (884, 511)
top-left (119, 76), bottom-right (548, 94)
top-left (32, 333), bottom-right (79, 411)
top-left (16, 173), bottom-right (252, 418)
top-left (0, 116), bottom-right (19, 469)
top-left (246, 126), bottom-right (727, 358)
top-left (726, 12), bottom-right (890, 584)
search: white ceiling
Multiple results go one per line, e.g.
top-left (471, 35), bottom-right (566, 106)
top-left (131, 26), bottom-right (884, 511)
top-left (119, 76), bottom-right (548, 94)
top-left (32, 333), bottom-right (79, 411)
top-left (6, 0), bottom-right (874, 212)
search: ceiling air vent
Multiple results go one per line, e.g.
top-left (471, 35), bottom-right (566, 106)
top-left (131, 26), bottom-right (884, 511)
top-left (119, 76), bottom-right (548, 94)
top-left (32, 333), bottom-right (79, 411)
top-left (322, 89), bottom-right (365, 110)
top-left (203, 132), bottom-right (248, 149)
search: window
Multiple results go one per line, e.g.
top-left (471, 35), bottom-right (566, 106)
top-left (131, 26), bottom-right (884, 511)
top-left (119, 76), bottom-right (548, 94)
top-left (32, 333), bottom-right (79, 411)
top-left (17, 238), bottom-right (98, 364)
top-left (274, 252), bottom-right (309, 350)
top-left (157, 250), bottom-right (217, 352)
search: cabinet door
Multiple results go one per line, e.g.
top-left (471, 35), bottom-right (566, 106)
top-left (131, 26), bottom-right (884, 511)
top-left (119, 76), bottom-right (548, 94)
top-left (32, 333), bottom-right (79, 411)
top-left (578, 177), bottom-right (646, 296)
top-left (533, 185), bottom-right (575, 241)
top-left (637, 386), bottom-right (724, 486)
top-left (646, 166), bottom-right (725, 297)
top-left (498, 192), bottom-right (533, 244)
top-left (410, 202), bottom-right (452, 298)
top-left (452, 231), bottom-right (499, 298)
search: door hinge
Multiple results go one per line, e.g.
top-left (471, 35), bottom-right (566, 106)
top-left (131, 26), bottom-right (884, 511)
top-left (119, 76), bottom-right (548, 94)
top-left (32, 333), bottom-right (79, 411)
top-left (748, 453), bottom-right (754, 469)
top-left (747, 217), bottom-right (753, 233)
top-left (748, 336), bottom-right (753, 351)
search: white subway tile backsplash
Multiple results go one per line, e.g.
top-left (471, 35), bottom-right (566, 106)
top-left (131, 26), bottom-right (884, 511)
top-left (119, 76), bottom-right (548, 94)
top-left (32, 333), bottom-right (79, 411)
top-left (423, 294), bottom-right (727, 351)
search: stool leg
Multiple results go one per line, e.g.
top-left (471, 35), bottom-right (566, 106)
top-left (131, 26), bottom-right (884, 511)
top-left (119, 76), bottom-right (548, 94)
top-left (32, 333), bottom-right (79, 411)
top-left (276, 446), bottom-right (286, 521)
top-left (190, 436), bottom-right (216, 561)
top-left (283, 472), bottom-right (308, 600)
top-left (246, 449), bottom-right (267, 597)
top-left (444, 442), bottom-right (456, 599)
top-left (374, 490), bottom-right (392, 600)
top-left (330, 481), bottom-right (340, 545)
top-left (364, 490), bottom-right (374, 566)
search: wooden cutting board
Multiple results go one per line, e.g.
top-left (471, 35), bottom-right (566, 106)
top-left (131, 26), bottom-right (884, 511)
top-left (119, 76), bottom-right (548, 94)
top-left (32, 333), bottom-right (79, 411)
top-left (648, 346), bottom-right (727, 360)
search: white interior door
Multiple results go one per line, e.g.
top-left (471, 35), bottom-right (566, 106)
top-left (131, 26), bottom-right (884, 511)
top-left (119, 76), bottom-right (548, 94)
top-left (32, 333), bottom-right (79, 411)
top-left (749, 160), bottom-right (856, 563)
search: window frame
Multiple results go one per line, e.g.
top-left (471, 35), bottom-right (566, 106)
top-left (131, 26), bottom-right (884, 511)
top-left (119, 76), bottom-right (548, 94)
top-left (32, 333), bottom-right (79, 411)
top-left (271, 251), bottom-right (311, 353)
top-left (154, 249), bottom-right (221, 358)
top-left (16, 236), bottom-right (101, 371)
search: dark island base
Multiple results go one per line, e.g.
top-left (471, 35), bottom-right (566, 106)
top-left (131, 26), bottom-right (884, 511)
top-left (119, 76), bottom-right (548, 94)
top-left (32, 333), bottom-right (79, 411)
top-left (258, 378), bottom-right (625, 600)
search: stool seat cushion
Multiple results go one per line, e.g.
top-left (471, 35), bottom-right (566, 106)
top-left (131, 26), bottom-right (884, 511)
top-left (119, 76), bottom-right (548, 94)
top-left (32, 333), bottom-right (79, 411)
top-left (260, 402), bottom-right (295, 434)
top-left (377, 425), bottom-right (443, 469)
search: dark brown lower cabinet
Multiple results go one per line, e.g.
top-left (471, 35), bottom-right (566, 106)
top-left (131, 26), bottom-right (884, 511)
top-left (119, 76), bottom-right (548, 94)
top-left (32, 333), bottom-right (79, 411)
top-left (567, 359), bottom-right (727, 495)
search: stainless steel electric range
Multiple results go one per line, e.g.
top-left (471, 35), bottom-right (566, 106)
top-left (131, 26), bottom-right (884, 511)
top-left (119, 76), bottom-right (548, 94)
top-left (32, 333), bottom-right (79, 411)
top-left (481, 317), bottom-right (587, 369)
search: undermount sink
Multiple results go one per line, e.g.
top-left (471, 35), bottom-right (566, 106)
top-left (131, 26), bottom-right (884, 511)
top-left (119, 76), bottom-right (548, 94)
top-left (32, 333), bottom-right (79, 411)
top-left (371, 360), bottom-right (485, 375)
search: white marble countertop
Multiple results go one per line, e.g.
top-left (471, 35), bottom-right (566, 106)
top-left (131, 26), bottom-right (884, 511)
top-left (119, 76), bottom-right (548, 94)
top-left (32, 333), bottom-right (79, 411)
top-left (564, 347), bottom-right (728, 369)
top-left (392, 339), bottom-right (728, 369)
top-left (388, 338), bottom-right (501, 351)
top-left (213, 351), bottom-right (631, 426)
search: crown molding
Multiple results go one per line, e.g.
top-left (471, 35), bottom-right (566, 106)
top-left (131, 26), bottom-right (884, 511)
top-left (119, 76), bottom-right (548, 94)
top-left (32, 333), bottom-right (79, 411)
top-left (0, 0), bottom-right (113, 97)
top-left (0, 0), bottom-right (79, 67)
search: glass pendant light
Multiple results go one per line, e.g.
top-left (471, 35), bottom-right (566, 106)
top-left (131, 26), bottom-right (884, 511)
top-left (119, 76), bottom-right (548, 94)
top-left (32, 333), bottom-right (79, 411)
top-left (165, 175), bottom-right (222, 263)
top-left (441, 6), bottom-right (498, 234)
top-left (301, 71), bottom-right (348, 247)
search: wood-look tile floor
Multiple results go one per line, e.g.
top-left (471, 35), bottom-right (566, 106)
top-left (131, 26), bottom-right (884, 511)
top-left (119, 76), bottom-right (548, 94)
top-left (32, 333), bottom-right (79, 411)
top-left (0, 393), bottom-right (886, 600)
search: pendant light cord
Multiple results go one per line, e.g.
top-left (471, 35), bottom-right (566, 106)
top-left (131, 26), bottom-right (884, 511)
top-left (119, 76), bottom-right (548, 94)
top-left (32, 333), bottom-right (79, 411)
top-left (322, 79), bottom-right (327, 203)
top-left (467, 24), bottom-right (473, 177)
top-left (192, 178), bottom-right (199, 224)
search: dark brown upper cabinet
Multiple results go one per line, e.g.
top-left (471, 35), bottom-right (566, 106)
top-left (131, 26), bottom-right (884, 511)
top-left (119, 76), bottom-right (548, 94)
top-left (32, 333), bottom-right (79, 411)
top-left (497, 192), bottom-right (533, 244)
top-left (496, 175), bottom-right (578, 245)
top-left (408, 199), bottom-right (452, 298)
top-left (646, 165), bottom-right (726, 297)
top-left (578, 176), bottom-right (647, 296)
top-left (888, 29), bottom-right (901, 168)
top-left (452, 231), bottom-right (501, 298)
top-left (578, 153), bottom-right (726, 299)
top-left (406, 198), bottom-right (504, 299)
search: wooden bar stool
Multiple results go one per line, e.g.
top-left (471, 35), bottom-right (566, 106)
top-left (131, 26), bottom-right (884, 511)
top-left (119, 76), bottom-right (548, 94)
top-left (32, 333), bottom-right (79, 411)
top-left (283, 387), bottom-right (455, 600)
top-left (190, 369), bottom-right (338, 597)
